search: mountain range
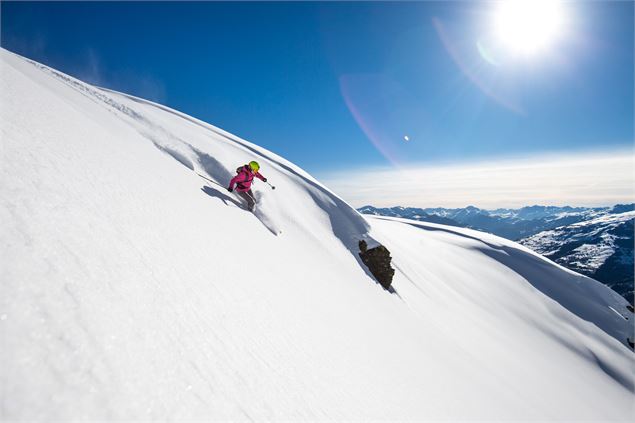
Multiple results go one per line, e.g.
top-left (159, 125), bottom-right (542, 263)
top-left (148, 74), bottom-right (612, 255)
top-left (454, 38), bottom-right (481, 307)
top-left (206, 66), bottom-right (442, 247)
top-left (358, 204), bottom-right (633, 239)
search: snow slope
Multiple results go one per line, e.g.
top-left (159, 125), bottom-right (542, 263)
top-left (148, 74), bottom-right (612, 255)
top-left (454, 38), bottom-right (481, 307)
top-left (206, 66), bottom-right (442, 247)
top-left (1, 48), bottom-right (633, 420)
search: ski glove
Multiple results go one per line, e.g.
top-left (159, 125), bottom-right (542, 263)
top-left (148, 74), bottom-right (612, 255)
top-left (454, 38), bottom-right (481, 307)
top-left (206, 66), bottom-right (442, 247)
top-left (262, 178), bottom-right (267, 182)
top-left (227, 187), bottom-right (233, 192)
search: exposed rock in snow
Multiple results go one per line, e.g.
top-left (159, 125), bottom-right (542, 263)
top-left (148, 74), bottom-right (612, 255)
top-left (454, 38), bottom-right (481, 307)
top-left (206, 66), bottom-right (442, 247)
top-left (358, 240), bottom-right (395, 289)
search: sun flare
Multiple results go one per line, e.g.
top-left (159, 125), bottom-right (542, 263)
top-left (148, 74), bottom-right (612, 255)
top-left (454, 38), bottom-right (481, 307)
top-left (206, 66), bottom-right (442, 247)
top-left (492, 0), bottom-right (566, 57)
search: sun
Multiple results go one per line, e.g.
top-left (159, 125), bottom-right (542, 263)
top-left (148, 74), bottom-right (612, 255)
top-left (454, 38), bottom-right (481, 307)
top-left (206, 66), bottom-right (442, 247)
top-left (492, 0), bottom-right (566, 57)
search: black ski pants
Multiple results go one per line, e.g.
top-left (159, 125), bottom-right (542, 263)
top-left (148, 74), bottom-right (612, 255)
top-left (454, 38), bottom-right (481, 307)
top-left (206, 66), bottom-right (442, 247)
top-left (237, 189), bottom-right (256, 211)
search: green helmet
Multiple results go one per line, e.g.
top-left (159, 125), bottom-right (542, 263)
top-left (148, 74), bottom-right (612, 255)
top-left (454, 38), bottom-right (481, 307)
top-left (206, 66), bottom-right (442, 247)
top-left (249, 161), bottom-right (260, 172)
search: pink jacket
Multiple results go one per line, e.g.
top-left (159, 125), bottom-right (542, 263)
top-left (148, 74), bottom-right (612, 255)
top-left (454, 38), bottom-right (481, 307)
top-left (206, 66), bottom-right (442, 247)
top-left (229, 165), bottom-right (266, 192)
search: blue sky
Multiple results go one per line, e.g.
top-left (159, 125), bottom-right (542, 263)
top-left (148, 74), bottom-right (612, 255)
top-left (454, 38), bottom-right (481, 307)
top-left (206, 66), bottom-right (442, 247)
top-left (2, 1), bottom-right (633, 207)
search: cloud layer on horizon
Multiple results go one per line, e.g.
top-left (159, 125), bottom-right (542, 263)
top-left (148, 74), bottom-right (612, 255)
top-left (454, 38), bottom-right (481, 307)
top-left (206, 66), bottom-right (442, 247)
top-left (319, 149), bottom-right (635, 209)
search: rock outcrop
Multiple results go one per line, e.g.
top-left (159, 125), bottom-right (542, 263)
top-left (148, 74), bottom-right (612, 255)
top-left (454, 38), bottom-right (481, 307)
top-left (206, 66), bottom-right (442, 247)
top-left (359, 240), bottom-right (395, 290)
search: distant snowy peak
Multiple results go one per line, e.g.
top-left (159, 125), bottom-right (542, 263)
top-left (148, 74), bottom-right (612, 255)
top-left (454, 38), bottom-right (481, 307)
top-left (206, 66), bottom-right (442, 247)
top-left (520, 211), bottom-right (635, 257)
top-left (451, 205), bottom-right (485, 220)
top-left (569, 210), bottom-right (635, 228)
top-left (609, 203), bottom-right (635, 214)
top-left (519, 211), bottom-right (635, 303)
top-left (357, 205), bottom-right (461, 226)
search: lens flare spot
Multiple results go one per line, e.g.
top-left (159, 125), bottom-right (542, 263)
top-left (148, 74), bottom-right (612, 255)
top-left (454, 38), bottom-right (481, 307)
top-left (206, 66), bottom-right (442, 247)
top-left (339, 74), bottom-right (427, 165)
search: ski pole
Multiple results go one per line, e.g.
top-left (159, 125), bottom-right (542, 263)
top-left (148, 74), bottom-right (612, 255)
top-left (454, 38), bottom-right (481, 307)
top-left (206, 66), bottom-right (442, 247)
top-left (266, 181), bottom-right (276, 190)
top-left (196, 172), bottom-right (225, 188)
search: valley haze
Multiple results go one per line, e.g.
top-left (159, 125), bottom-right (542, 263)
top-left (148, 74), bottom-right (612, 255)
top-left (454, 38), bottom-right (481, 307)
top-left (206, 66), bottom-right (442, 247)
top-left (320, 151), bottom-right (635, 210)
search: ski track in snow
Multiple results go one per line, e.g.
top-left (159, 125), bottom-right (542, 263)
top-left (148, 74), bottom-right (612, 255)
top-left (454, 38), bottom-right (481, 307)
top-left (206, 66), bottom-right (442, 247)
top-left (2, 48), bottom-right (634, 420)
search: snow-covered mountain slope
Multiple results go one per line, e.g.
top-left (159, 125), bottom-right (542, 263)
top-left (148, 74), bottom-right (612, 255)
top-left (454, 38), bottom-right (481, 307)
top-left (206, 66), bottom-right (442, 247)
top-left (1, 48), bottom-right (633, 420)
top-left (520, 211), bottom-right (635, 304)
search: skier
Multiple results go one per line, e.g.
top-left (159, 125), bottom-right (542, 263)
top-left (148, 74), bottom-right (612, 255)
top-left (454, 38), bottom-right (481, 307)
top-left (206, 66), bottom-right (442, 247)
top-left (227, 161), bottom-right (267, 212)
